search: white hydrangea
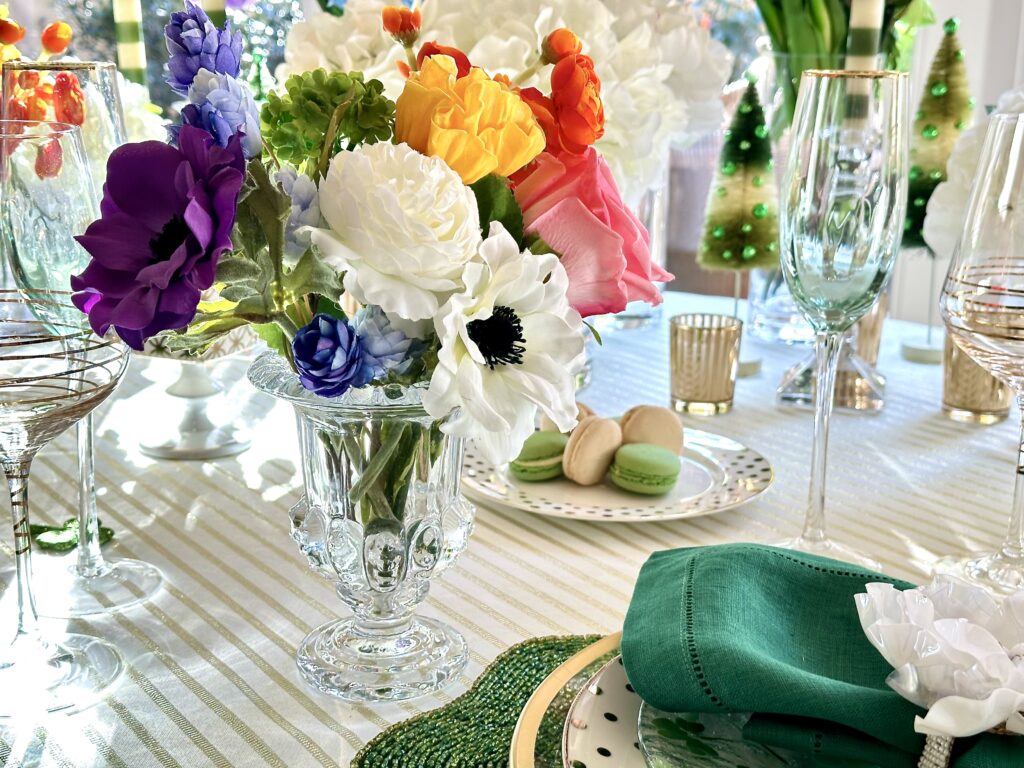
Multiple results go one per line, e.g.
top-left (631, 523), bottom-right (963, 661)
top-left (924, 86), bottom-right (1024, 260)
top-left (279, 0), bottom-right (732, 206)
top-left (311, 141), bottom-right (482, 323)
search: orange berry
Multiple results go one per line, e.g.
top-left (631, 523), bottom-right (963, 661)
top-left (0, 18), bottom-right (25, 46)
top-left (41, 21), bottom-right (73, 55)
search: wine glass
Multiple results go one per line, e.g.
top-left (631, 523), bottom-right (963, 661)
top-left (1, 61), bottom-right (126, 187)
top-left (939, 112), bottom-right (1024, 593)
top-left (778, 70), bottom-right (909, 567)
top-left (0, 119), bottom-right (162, 616)
top-left (0, 290), bottom-right (129, 715)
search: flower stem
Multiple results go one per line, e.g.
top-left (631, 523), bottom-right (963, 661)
top-left (317, 93), bottom-right (355, 181)
top-left (404, 43), bottom-right (419, 73)
top-left (512, 55), bottom-right (545, 87)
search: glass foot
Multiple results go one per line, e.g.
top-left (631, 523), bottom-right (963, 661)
top-left (0, 632), bottom-right (123, 716)
top-left (933, 551), bottom-right (1024, 595)
top-left (25, 557), bottom-right (164, 617)
top-left (776, 536), bottom-right (883, 572)
top-left (139, 425), bottom-right (250, 460)
top-left (296, 615), bottom-right (467, 703)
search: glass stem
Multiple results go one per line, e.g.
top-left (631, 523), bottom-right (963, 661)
top-left (802, 331), bottom-right (844, 543)
top-left (7, 458), bottom-right (40, 640)
top-left (76, 412), bottom-right (107, 578)
top-left (999, 396), bottom-right (1024, 561)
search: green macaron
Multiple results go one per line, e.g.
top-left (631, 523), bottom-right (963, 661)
top-left (609, 443), bottom-right (681, 495)
top-left (510, 432), bottom-right (569, 482)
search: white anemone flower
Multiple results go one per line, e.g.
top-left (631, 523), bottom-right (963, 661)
top-left (424, 223), bottom-right (585, 464)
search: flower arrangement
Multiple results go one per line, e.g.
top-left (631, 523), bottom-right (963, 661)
top-left (278, 0), bottom-right (732, 207)
top-left (70, 0), bottom-right (670, 464)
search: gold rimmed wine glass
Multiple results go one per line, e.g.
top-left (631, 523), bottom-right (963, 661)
top-left (939, 112), bottom-right (1024, 593)
top-left (0, 290), bottom-right (129, 715)
top-left (0, 118), bottom-right (162, 616)
top-left (778, 70), bottom-right (910, 568)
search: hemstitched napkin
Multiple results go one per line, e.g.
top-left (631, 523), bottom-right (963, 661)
top-left (621, 544), bottom-right (1023, 768)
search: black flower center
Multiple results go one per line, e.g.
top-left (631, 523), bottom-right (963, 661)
top-left (149, 216), bottom-right (190, 262)
top-left (467, 305), bottom-right (526, 370)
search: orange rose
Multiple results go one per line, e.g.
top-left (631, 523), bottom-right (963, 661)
top-left (41, 21), bottom-right (73, 56)
top-left (520, 54), bottom-right (603, 156)
top-left (542, 28), bottom-right (582, 64)
top-left (381, 6), bottom-right (421, 46)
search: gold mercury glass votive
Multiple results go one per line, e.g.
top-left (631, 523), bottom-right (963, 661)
top-left (942, 335), bottom-right (1011, 425)
top-left (670, 313), bottom-right (742, 415)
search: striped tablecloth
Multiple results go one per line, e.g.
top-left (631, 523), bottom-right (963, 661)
top-left (0, 292), bottom-right (1016, 767)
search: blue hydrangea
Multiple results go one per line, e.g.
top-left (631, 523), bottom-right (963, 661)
top-left (275, 165), bottom-right (321, 259)
top-left (164, 1), bottom-right (243, 95)
top-left (169, 70), bottom-right (262, 159)
top-left (354, 305), bottom-right (423, 378)
top-left (293, 314), bottom-right (376, 398)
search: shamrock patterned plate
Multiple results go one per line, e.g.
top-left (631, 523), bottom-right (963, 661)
top-left (563, 657), bottom-right (809, 768)
top-left (463, 428), bottom-right (772, 522)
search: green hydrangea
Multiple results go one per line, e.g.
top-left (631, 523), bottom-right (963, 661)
top-left (261, 69), bottom-right (396, 175)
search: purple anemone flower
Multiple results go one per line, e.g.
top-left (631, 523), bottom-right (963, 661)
top-left (71, 126), bottom-right (246, 350)
top-left (165, 0), bottom-right (243, 95)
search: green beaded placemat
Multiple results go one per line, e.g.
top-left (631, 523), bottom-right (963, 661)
top-left (353, 634), bottom-right (602, 768)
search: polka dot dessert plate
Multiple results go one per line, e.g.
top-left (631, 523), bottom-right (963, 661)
top-left (562, 655), bottom-right (646, 768)
top-left (463, 428), bottom-right (772, 522)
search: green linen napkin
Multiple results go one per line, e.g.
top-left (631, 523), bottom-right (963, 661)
top-left (621, 544), bottom-right (1022, 768)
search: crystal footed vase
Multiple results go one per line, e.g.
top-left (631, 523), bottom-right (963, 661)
top-left (248, 353), bottom-right (475, 702)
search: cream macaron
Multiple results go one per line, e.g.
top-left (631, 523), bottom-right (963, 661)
top-left (620, 405), bottom-right (684, 455)
top-left (540, 401), bottom-right (595, 433)
top-left (562, 416), bottom-right (622, 486)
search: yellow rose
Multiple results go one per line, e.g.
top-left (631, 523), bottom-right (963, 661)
top-left (395, 55), bottom-right (545, 184)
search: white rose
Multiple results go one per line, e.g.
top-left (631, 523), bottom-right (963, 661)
top-left (311, 142), bottom-right (482, 322)
top-left (424, 223), bottom-right (585, 464)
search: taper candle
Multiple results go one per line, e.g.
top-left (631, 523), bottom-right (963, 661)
top-left (112, 0), bottom-right (148, 89)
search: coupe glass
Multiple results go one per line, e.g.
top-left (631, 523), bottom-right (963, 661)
top-left (778, 70), bottom-right (909, 567)
top-left (939, 112), bottom-right (1024, 593)
top-left (0, 290), bottom-right (129, 715)
top-left (0, 119), bottom-right (162, 616)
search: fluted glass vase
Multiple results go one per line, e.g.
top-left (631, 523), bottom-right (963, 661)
top-left (248, 352), bottom-right (475, 703)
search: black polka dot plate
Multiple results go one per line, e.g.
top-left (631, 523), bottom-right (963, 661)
top-left (463, 429), bottom-right (773, 522)
top-left (562, 655), bottom-right (645, 767)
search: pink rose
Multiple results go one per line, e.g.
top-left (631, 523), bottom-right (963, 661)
top-left (513, 148), bottom-right (672, 317)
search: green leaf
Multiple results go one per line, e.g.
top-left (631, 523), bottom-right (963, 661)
top-left (283, 247), bottom-right (345, 303)
top-left (215, 255), bottom-right (265, 285)
top-left (525, 233), bottom-right (557, 256)
top-left (583, 321), bottom-right (602, 346)
top-left (253, 322), bottom-right (292, 359)
top-left (470, 175), bottom-right (524, 246)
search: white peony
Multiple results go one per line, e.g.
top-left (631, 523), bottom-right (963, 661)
top-left (924, 86), bottom-right (1024, 260)
top-left (311, 141), bottom-right (482, 323)
top-left (279, 0), bottom-right (731, 205)
top-left (424, 223), bottom-right (585, 464)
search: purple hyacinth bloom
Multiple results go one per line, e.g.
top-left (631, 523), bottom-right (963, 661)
top-left (276, 165), bottom-right (321, 258)
top-left (293, 314), bottom-right (376, 398)
top-left (165, 0), bottom-right (243, 95)
top-left (169, 70), bottom-right (262, 159)
top-left (71, 126), bottom-right (246, 350)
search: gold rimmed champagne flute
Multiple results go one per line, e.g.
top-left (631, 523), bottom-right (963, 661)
top-left (939, 112), bottom-right (1024, 593)
top-left (778, 70), bottom-right (909, 567)
top-left (0, 118), bottom-right (162, 616)
top-left (0, 290), bottom-right (129, 715)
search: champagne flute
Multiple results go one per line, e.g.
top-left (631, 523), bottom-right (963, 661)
top-left (778, 70), bottom-right (909, 567)
top-left (939, 112), bottom-right (1024, 593)
top-left (0, 118), bottom-right (162, 616)
top-left (0, 290), bottom-right (129, 715)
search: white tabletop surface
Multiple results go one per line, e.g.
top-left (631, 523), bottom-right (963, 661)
top-left (0, 292), bottom-right (1015, 767)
